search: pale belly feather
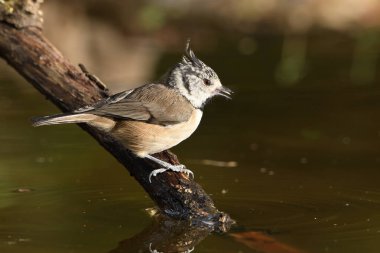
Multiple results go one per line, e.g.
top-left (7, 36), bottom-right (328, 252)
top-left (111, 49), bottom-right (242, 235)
top-left (111, 109), bottom-right (203, 157)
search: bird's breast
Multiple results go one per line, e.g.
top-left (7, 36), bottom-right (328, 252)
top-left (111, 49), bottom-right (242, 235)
top-left (112, 109), bottom-right (203, 157)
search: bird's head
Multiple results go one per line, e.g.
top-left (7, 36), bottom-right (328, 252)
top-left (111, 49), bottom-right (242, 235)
top-left (167, 40), bottom-right (232, 109)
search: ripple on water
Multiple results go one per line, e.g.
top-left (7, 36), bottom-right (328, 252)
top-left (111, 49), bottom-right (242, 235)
top-left (218, 186), bottom-right (380, 244)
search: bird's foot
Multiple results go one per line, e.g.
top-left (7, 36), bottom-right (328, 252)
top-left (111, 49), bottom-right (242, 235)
top-left (149, 164), bottom-right (194, 183)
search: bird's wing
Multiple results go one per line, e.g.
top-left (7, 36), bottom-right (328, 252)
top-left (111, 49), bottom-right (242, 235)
top-left (88, 84), bottom-right (194, 125)
top-left (74, 89), bottom-right (134, 113)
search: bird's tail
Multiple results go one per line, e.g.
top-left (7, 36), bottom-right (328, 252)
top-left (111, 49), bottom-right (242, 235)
top-left (32, 113), bottom-right (99, 127)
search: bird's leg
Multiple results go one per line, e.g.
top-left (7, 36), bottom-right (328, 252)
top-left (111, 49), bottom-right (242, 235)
top-left (145, 155), bottom-right (194, 183)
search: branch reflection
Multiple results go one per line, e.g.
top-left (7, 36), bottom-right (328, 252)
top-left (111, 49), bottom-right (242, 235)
top-left (109, 214), bottom-right (232, 253)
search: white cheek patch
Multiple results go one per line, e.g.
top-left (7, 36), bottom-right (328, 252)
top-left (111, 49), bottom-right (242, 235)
top-left (186, 75), bottom-right (198, 93)
top-left (169, 63), bottom-right (220, 109)
top-left (175, 75), bottom-right (208, 108)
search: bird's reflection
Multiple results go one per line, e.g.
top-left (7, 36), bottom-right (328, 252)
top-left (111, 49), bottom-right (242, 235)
top-left (149, 243), bottom-right (194, 253)
top-left (109, 213), bottom-right (233, 253)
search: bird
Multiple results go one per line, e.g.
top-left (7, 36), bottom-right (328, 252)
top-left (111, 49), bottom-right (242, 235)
top-left (32, 40), bottom-right (232, 182)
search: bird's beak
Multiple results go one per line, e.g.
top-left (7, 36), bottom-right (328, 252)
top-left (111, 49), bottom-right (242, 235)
top-left (216, 86), bottom-right (233, 99)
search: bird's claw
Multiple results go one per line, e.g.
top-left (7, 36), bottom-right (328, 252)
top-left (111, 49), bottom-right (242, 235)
top-left (149, 165), bottom-right (194, 183)
top-left (148, 168), bottom-right (167, 182)
top-left (182, 168), bottom-right (194, 179)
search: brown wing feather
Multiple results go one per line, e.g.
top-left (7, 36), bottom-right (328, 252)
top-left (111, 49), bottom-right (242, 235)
top-left (90, 84), bottom-right (193, 125)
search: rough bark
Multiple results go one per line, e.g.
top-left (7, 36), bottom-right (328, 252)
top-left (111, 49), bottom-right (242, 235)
top-left (0, 0), bottom-right (233, 227)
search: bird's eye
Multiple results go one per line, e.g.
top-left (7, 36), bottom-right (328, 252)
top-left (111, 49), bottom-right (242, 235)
top-left (203, 79), bottom-right (211, 86)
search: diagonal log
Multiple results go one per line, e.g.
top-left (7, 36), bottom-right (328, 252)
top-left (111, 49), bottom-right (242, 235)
top-left (0, 0), bottom-right (232, 226)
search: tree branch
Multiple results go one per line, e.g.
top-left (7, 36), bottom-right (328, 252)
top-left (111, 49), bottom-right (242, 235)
top-left (0, 0), bottom-right (233, 227)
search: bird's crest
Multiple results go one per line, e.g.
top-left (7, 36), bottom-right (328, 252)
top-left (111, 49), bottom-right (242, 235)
top-left (183, 39), bottom-right (203, 68)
